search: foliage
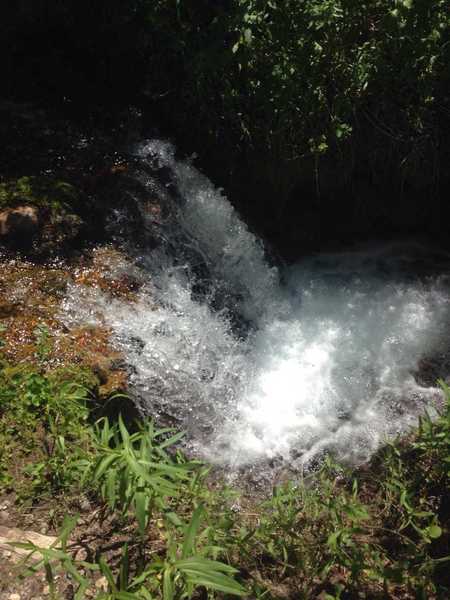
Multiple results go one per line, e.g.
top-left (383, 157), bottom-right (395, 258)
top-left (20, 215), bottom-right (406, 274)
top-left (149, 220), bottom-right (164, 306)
top-left (11, 383), bottom-right (450, 598)
top-left (0, 176), bottom-right (80, 212)
top-left (85, 415), bottom-right (198, 536)
top-left (2, 1), bottom-right (449, 247)
top-left (14, 415), bottom-right (246, 599)
top-left (138, 0), bottom-right (450, 166)
top-left (3, 2), bottom-right (448, 164)
top-left (0, 361), bottom-right (96, 498)
top-left (17, 507), bottom-right (245, 600)
top-left (233, 457), bottom-right (448, 598)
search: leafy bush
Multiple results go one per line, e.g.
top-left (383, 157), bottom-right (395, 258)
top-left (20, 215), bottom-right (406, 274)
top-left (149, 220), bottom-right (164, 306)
top-left (5, 367), bottom-right (450, 598)
top-left (142, 0), bottom-right (450, 163)
top-left (0, 177), bottom-right (80, 212)
top-left (17, 414), bottom-right (246, 599)
top-left (0, 361), bottom-right (95, 498)
top-left (3, 1), bottom-right (448, 165)
top-left (85, 416), bottom-right (199, 536)
top-left (18, 506), bottom-right (246, 600)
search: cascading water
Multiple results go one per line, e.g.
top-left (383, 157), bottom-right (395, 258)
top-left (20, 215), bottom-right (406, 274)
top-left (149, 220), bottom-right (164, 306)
top-left (62, 140), bottom-right (450, 477)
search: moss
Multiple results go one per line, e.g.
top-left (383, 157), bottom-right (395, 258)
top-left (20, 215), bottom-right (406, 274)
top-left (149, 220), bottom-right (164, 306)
top-left (49, 364), bottom-right (100, 392)
top-left (0, 255), bottom-right (130, 397)
top-left (0, 176), bottom-right (80, 214)
top-left (0, 176), bottom-right (90, 255)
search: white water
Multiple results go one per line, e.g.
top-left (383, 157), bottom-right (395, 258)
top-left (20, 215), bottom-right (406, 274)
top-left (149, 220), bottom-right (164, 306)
top-left (62, 141), bottom-right (450, 473)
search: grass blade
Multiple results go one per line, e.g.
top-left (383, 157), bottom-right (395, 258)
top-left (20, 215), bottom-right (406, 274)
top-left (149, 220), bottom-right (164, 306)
top-left (182, 505), bottom-right (204, 559)
top-left (163, 567), bottom-right (174, 600)
top-left (184, 570), bottom-right (246, 596)
top-left (135, 490), bottom-right (149, 536)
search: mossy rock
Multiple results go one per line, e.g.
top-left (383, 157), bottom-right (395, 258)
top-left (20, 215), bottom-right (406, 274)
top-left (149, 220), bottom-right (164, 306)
top-left (0, 176), bottom-right (88, 255)
top-left (0, 176), bottom-right (81, 214)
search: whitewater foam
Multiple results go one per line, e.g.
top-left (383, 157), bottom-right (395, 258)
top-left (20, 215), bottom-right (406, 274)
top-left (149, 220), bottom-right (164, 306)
top-left (61, 141), bottom-right (450, 472)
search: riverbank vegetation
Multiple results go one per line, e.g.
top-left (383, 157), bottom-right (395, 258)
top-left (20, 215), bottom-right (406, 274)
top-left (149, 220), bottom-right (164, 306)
top-left (1, 2), bottom-right (450, 598)
top-left (1, 344), bottom-right (449, 598)
top-left (3, 1), bottom-right (449, 156)
top-left (2, 1), bottom-right (450, 253)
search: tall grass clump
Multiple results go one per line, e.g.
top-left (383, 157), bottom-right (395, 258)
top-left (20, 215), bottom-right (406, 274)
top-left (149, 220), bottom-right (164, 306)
top-left (8, 378), bottom-right (450, 598)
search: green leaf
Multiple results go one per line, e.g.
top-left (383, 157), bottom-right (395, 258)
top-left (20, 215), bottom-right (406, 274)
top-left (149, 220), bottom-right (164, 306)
top-left (137, 460), bottom-right (190, 478)
top-left (58, 514), bottom-right (79, 552)
top-left (106, 468), bottom-right (117, 509)
top-left (327, 531), bottom-right (339, 551)
top-left (175, 557), bottom-right (238, 575)
top-left (135, 490), bottom-right (149, 536)
top-left (159, 431), bottom-right (185, 449)
top-left (118, 414), bottom-right (130, 446)
top-left (182, 505), bottom-right (204, 559)
top-left (163, 567), bottom-right (174, 600)
top-left (94, 453), bottom-right (118, 481)
top-left (98, 417), bottom-right (111, 445)
top-left (124, 453), bottom-right (153, 485)
top-left (99, 556), bottom-right (117, 592)
top-left (119, 543), bottom-right (129, 591)
top-left (135, 588), bottom-right (153, 600)
top-left (426, 524), bottom-right (442, 539)
top-left (184, 570), bottom-right (246, 596)
top-left (165, 512), bottom-right (184, 528)
top-left (43, 560), bottom-right (55, 595)
top-left (10, 543), bottom-right (68, 561)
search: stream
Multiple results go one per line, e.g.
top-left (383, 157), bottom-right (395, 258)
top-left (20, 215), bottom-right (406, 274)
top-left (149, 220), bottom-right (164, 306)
top-left (62, 140), bottom-right (450, 478)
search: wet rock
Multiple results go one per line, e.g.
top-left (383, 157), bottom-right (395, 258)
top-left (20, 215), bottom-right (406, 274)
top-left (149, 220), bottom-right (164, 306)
top-left (0, 301), bottom-right (20, 318)
top-left (0, 206), bottom-right (39, 244)
top-left (37, 271), bottom-right (70, 296)
top-left (0, 177), bottom-right (88, 256)
top-left (0, 255), bottom-right (133, 405)
top-left (90, 356), bottom-right (117, 385)
top-left (39, 211), bottom-right (84, 255)
top-left (126, 335), bottom-right (146, 354)
top-left (414, 353), bottom-right (450, 387)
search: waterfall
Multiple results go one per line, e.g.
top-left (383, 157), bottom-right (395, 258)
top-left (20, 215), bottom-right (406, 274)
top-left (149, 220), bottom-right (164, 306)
top-left (62, 140), bottom-right (450, 474)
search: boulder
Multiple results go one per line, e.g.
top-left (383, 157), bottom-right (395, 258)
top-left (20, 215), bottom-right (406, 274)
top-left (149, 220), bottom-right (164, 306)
top-left (0, 205), bottom-right (39, 240)
top-left (414, 353), bottom-right (450, 388)
top-left (0, 177), bottom-right (87, 255)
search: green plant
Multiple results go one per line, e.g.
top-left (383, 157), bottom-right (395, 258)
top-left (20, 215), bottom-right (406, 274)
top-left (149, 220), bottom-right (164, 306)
top-left (16, 487), bottom-right (246, 599)
top-left (0, 362), bottom-right (95, 497)
top-left (0, 324), bottom-right (6, 348)
top-left (34, 324), bottom-right (52, 362)
top-left (5, 363), bottom-right (450, 599)
top-left (0, 176), bottom-right (80, 212)
top-left (135, 505), bottom-right (246, 599)
top-left (86, 416), bottom-right (200, 536)
top-left (414, 380), bottom-right (450, 484)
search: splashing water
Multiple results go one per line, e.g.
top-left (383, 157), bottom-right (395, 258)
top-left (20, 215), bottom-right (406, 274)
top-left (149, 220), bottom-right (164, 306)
top-left (62, 141), bottom-right (450, 473)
